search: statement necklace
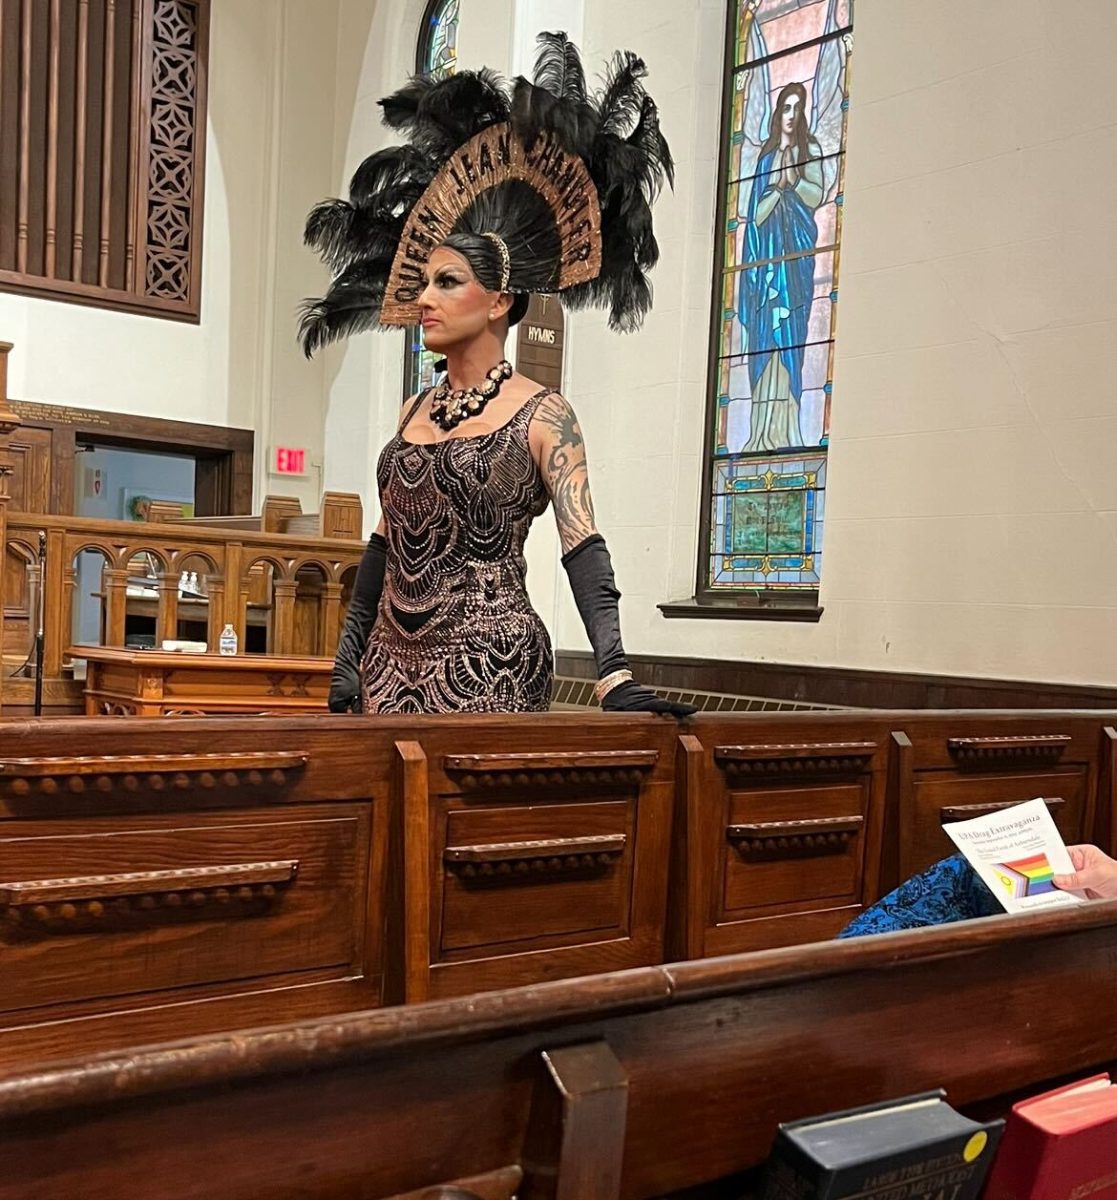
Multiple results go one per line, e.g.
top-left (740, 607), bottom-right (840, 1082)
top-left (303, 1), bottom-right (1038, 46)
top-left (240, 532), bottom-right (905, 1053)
top-left (429, 360), bottom-right (513, 432)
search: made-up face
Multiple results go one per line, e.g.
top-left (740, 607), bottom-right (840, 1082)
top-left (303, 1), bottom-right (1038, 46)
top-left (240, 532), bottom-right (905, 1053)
top-left (417, 246), bottom-right (508, 351)
top-left (780, 91), bottom-right (802, 137)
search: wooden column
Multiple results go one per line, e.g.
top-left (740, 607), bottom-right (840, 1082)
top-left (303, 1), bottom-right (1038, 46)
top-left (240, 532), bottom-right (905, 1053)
top-left (205, 575), bottom-right (226, 652)
top-left (319, 581), bottom-right (342, 659)
top-left (102, 568), bottom-right (128, 647)
top-left (222, 543), bottom-right (245, 648)
top-left (384, 741), bottom-right (431, 1007)
top-left (667, 734), bottom-right (707, 962)
top-left (272, 579), bottom-right (297, 657)
top-left (43, 526), bottom-right (66, 678)
top-left (155, 574), bottom-right (180, 646)
top-left (61, 562), bottom-right (76, 669)
top-left (0, 343), bottom-right (18, 715)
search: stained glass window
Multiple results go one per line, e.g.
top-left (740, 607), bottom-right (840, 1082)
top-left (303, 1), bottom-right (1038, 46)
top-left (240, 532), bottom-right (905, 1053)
top-left (701, 0), bottom-right (852, 599)
top-left (417, 0), bottom-right (459, 75)
top-left (404, 0), bottom-right (461, 396)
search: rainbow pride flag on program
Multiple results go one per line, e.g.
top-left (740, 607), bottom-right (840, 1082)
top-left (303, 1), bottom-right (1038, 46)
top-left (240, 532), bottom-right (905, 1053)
top-left (991, 853), bottom-right (1056, 900)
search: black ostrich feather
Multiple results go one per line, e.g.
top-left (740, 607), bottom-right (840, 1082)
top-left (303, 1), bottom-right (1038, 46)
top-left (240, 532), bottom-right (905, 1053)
top-left (533, 31), bottom-right (587, 103)
top-left (304, 199), bottom-right (361, 271)
top-left (627, 93), bottom-right (674, 197)
top-left (298, 256), bottom-right (392, 358)
top-left (510, 76), bottom-right (595, 160)
top-left (348, 145), bottom-right (433, 209)
top-left (379, 68), bottom-right (509, 158)
top-left (594, 50), bottom-right (647, 139)
top-left (299, 32), bottom-right (674, 351)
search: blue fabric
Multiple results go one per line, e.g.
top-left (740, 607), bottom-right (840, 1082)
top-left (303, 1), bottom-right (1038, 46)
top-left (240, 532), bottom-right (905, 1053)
top-left (738, 151), bottom-right (819, 400)
top-left (838, 855), bottom-right (1002, 939)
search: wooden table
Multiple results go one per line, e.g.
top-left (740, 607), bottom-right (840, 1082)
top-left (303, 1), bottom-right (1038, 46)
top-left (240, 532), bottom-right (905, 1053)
top-left (72, 646), bottom-right (330, 716)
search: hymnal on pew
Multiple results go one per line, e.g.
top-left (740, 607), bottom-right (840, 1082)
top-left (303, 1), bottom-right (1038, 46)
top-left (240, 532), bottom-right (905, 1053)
top-left (762, 1090), bottom-right (1002, 1200)
top-left (941, 797), bottom-right (1085, 914)
top-left (984, 1074), bottom-right (1117, 1200)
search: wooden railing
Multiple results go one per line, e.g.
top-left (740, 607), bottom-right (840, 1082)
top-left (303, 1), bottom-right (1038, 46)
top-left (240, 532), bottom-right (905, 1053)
top-left (2, 509), bottom-right (366, 684)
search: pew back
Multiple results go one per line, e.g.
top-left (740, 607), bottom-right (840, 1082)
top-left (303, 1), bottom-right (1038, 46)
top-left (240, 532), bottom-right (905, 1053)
top-left (0, 709), bottom-right (1114, 1070)
top-left (2, 903), bottom-right (1115, 1200)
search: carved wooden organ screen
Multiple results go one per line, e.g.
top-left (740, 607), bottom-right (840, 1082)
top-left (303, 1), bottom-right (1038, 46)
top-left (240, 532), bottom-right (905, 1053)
top-left (0, 0), bottom-right (210, 320)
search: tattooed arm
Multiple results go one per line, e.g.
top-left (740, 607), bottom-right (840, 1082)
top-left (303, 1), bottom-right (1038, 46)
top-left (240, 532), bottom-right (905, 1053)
top-left (530, 392), bottom-right (695, 718)
top-left (529, 391), bottom-right (599, 553)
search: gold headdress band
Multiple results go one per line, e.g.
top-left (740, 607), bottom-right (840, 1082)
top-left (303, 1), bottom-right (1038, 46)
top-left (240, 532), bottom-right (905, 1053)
top-left (380, 123), bottom-right (602, 327)
top-left (482, 232), bottom-right (512, 292)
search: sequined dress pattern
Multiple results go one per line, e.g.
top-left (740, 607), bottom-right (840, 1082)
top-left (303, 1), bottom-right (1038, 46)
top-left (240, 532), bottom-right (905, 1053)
top-left (360, 390), bottom-right (554, 713)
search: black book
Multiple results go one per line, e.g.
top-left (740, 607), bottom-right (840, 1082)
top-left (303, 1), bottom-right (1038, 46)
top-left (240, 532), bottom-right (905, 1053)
top-left (763, 1090), bottom-right (1003, 1200)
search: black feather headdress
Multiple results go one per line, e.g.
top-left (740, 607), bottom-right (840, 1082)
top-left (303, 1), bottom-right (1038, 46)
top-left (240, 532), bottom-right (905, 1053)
top-left (300, 33), bottom-right (672, 356)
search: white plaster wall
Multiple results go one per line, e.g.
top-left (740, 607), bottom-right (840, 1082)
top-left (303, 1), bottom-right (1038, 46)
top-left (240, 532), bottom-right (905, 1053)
top-left (546, 0), bottom-right (1117, 687)
top-left (318, 0), bottom-right (425, 536)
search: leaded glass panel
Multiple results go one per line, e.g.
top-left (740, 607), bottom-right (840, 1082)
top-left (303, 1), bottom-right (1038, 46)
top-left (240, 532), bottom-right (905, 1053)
top-left (705, 0), bottom-right (852, 597)
top-left (405, 0), bottom-right (461, 397)
top-left (420, 0), bottom-right (459, 74)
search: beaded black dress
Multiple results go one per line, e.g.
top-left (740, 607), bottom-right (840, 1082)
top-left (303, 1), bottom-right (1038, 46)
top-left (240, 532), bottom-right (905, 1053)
top-left (360, 389), bottom-right (555, 714)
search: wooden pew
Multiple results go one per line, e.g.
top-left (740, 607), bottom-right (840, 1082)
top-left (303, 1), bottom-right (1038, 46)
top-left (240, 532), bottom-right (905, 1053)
top-left (0, 713), bottom-right (680, 1066)
top-left (172, 492), bottom-right (363, 540)
top-left (385, 722), bottom-right (674, 1003)
top-left (887, 714), bottom-right (1114, 886)
top-left (2, 902), bottom-right (1116, 1199)
top-left (1, 709), bottom-right (1115, 1072)
top-left (1, 498), bottom-right (366, 713)
top-left (668, 719), bottom-right (889, 957)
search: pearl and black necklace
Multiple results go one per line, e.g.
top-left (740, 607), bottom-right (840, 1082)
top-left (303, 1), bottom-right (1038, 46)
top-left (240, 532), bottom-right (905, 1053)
top-left (429, 360), bottom-right (513, 432)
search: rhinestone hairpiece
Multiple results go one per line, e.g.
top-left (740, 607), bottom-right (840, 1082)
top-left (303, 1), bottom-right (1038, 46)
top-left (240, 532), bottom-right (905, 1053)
top-left (482, 232), bottom-right (511, 293)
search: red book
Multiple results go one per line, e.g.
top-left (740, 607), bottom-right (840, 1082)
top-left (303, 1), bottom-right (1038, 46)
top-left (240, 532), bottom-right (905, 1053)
top-left (984, 1074), bottom-right (1117, 1200)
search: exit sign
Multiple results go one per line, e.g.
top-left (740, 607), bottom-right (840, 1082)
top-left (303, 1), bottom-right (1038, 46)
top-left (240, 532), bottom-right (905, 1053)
top-left (273, 446), bottom-right (307, 475)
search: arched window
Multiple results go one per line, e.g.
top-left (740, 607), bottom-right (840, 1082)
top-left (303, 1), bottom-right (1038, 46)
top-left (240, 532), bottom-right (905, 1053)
top-left (416, 0), bottom-right (460, 74)
top-left (697, 0), bottom-right (853, 609)
top-left (405, 0), bottom-right (461, 397)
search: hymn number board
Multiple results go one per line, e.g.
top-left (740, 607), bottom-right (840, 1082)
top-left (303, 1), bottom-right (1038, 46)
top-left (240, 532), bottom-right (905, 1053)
top-left (515, 296), bottom-right (565, 392)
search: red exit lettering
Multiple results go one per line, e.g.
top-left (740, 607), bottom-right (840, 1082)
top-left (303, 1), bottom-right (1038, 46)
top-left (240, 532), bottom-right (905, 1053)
top-left (274, 447), bottom-right (306, 475)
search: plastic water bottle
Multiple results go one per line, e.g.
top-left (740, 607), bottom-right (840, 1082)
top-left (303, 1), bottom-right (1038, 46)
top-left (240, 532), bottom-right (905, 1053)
top-left (218, 624), bottom-right (238, 656)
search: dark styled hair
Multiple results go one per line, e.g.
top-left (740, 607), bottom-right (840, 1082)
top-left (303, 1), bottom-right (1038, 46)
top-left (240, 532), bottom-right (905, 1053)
top-left (439, 179), bottom-right (562, 325)
top-left (760, 82), bottom-right (813, 163)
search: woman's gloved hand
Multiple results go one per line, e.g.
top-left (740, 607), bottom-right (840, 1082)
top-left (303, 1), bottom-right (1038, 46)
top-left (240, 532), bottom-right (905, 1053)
top-left (601, 679), bottom-right (697, 717)
top-left (562, 534), bottom-right (695, 720)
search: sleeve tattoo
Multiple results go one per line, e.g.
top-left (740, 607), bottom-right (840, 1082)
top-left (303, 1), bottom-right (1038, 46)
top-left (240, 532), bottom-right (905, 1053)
top-left (533, 393), bottom-right (598, 553)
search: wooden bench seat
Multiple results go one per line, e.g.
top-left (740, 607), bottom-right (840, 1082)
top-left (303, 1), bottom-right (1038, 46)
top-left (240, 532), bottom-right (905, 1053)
top-left (2, 901), bottom-right (1116, 1199)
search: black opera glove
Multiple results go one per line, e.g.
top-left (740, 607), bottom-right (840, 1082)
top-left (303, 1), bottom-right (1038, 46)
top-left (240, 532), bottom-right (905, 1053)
top-left (601, 678), bottom-right (695, 716)
top-left (329, 532), bottom-right (387, 713)
top-left (561, 534), bottom-right (696, 719)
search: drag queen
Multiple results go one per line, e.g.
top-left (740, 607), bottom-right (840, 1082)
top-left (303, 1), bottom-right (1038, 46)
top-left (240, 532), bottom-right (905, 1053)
top-left (302, 34), bottom-right (692, 718)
